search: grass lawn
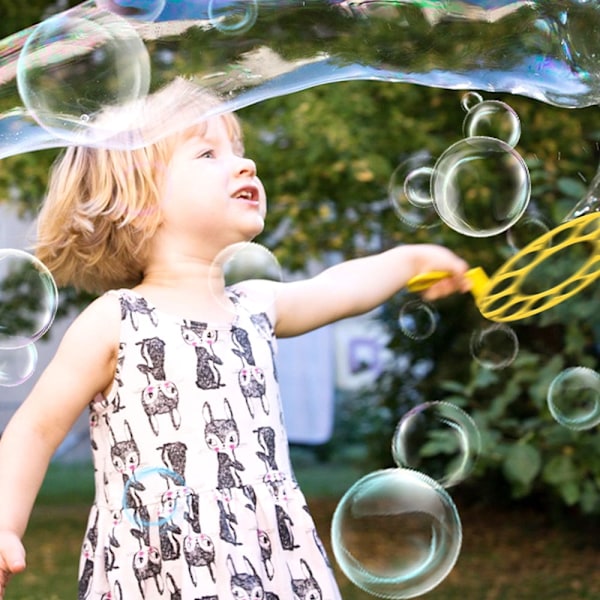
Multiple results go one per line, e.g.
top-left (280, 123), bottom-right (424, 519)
top-left (6, 459), bottom-right (600, 599)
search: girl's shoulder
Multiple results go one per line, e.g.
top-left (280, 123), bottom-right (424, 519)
top-left (67, 291), bottom-right (122, 341)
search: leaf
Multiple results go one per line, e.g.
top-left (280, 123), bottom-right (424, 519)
top-left (440, 380), bottom-right (467, 394)
top-left (559, 481), bottom-right (580, 506)
top-left (503, 443), bottom-right (542, 488)
top-left (420, 431), bottom-right (459, 457)
top-left (556, 177), bottom-right (587, 199)
top-left (580, 481), bottom-right (599, 514)
top-left (542, 454), bottom-right (577, 485)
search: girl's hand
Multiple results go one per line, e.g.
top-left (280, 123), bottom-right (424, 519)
top-left (0, 531), bottom-right (26, 599)
top-left (420, 269), bottom-right (472, 301)
top-left (416, 246), bottom-right (471, 301)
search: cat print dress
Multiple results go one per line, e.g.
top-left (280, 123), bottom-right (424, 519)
top-left (79, 287), bottom-right (342, 600)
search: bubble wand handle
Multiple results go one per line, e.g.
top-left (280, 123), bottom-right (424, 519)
top-left (407, 266), bottom-right (489, 301)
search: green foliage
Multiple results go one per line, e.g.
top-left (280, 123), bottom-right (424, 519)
top-left (439, 338), bottom-right (600, 514)
top-left (243, 82), bottom-right (600, 517)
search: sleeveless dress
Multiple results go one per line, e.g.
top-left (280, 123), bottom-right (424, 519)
top-left (78, 287), bottom-right (342, 600)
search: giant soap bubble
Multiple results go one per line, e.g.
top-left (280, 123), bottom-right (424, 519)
top-left (331, 468), bottom-right (462, 598)
top-left (3, 1), bottom-right (600, 155)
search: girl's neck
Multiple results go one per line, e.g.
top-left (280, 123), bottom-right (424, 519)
top-left (141, 242), bottom-right (226, 293)
top-left (135, 256), bottom-right (236, 323)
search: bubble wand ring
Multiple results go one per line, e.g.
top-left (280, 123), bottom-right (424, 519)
top-left (407, 212), bottom-right (600, 322)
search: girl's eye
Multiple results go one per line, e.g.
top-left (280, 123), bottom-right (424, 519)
top-left (197, 149), bottom-right (215, 159)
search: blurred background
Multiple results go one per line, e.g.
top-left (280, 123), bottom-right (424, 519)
top-left (1, 1), bottom-right (600, 598)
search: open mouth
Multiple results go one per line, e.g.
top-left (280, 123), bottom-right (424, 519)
top-left (233, 187), bottom-right (259, 203)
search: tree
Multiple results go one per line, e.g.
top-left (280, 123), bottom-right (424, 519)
top-left (2, 1), bottom-right (600, 513)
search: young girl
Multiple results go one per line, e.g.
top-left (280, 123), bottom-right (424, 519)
top-left (0, 78), bottom-right (469, 600)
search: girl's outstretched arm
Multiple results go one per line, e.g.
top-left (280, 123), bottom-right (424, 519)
top-left (271, 244), bottom-right (470, 337)
top-left (0, 294), bottom-right (119, 598)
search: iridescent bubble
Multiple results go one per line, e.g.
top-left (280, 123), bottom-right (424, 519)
top-left (208, 0), bottom-right (258, 34)
top-left (210, 242), bottom-right (282, 315)
top-left (122, 467), bottom-right (185, 527)
top-left (431, 136), bottom-right (531, 237)
top-left (97, 0), bottom-right (166, 21)
top-left (547, 367), bottom-right (600, 431)
top-left (470, 323), bottom-right (519, 370)
top-left (460, 92), bottom-right (483, 112)
top-left (463, 100), bottom-right (521, 147)
top-left (0, 249), bottom-right (58, 350)
top-left (389, 152), bottom-right (440, 229)
top-left (506, 216), bottom-right (551, 252)
top-left (3, 2), bottom-right (600, 158)
top-left (331, 468), bottom-right (462, 599)
top-left (398, 299), bottom-right (438, 341)
top-left (0, 343), bottom-right (38, 387)
top-left (16, 10), bottom-right (150, 144)
top-left (391, 402), bottom-right (481, 488)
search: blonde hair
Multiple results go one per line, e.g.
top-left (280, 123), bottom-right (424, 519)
top-left (35, 78), bottom-right (242, 294)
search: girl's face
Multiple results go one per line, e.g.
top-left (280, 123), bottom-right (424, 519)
top-left (158, 116), bottom-right (267, 255)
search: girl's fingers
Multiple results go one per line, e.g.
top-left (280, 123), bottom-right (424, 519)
top-left (421, 273), bottom-right (470, 300)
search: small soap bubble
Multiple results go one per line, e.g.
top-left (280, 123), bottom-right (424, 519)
top-left (463, 100), bottom-right (521, 147)
top-left (389, 153), bottom-right (439, 229)
top-left (0, 249), bottom-right (58, 350)
top-left (392, 402), bottom-right (481, 488)
top-left (460, 91), bottom-right (483, 112)
top-left (210, 242), bottom-right (282, 315)
top-left (97, 0), bottom-right (166, 21)
top-left (0, 343), bottom-right (38, 387)
top-left (506, 216), bottom-right (551, 252)
top-left (222, 242), bottom-right (282, 285)
top-left (16, 11), bottom-right (150, 144)
top-left (470, 323), bottom-right (519, 370)
top-left (331, 468), bottom-right (462, 599)
top-left (123, 467), bottom-right (185, 527)
top-left (399, 299), bottom-right (438, 341)
top-left (431, 136), bottom-right (530, 237)
top-left (404, 167), bottom-right (434, 208)
top-left (208, 0), bottom-right (258, 34)
top-left (547, 367), bottom-right (600, 430)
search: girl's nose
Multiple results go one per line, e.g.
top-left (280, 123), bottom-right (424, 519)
top-left (235, 155), bottom-right (257, 177)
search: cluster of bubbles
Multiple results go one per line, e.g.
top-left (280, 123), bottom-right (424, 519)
top-left (392, 93), bottom-right (525, 374)
top-left (377, 86), bottom-right (600, 595)
top-left (332, 401), bottom-right (480, 598)
top-left (390, 94), bottom-right (529, 238)
top-left (0, 249), bottom-right (58, 387)
top-left (4, 0), bottom-right (600, 598)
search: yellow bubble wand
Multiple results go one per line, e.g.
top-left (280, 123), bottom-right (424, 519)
top-left (407, 212), bottom-right (600, 322)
